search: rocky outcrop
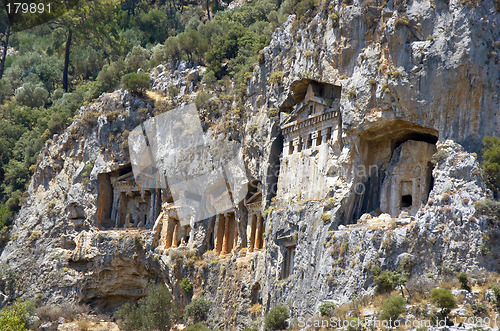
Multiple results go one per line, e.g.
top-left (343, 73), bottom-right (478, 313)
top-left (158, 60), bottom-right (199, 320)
top-left (0, 0), bottom-right (498, 329)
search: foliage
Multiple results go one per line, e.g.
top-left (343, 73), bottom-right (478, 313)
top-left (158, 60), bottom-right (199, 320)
top-left (320, 213), bottom-right (331, 223)
top-left (380, 296), bottom-right (406, 323)
top-left (318, 301), bottom-right (335, 316)
top-left (481, 136), bottom-right (500, 194)
top-left (0, 0), bottom-right (293, 238)
top-left (121, 72), bottom-right (150, 94)
top-left (264, 305), bottom-right (289, 330)
top-left (345, 318), bottom-right (363, 331)
top-left (194, 92), bottom-right (211, 109)
top-left (0, 300), bottom-right (35, 330)
top-left (186, 323), bottom-right (212, 331)
top-left (115, 282), bottom-right (177, 331)
top-left (185, 296), bottom-right (211, 323)
top-left (457, 272), bottom-right (471, 292)
top-left (431, 150), bottom-right (449, 165)
top-left (125, 46), bottom-right (151, 73)
top-left (0, 266), bottom-right (17, 299)
top-left (474, 199), bottom-right (500, 220)
top-left (374, 270), bottom-right (408, 294)
top-left (488, 284), bottom-right (500, 307)
top-left (180, 278), bottom-right (193, 294)
top-left (430, 288), bottom-right (457, 310)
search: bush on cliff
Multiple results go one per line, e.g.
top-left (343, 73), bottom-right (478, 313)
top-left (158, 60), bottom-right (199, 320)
top-left (185, 296), bottom-right (211, 323)
top-left (121, 72), bottom-right (150, 95)
top-left (115, 282), bottom-right (177, 331)
top-left (264, 305), bottom-right (289, 330)
top-left (186, 323), bottom-right (212, 331)
top-left (481, 136), bottom-right (500, 195)
top-left (430, 288), bottom-right (456, 318)
top-left (380, 296), bottom-right (406, 325)
top-left (0, 300), bottom-right (35, 330)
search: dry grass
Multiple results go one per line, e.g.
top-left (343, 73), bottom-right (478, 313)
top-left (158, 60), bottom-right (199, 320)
top-left (37, 303), bottom-right (89, 323)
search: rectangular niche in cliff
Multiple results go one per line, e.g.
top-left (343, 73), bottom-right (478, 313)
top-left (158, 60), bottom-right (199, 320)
top-left (282, 244), bottom-right (296, 279)
top-left (352, 121), bottom-right (438, 221)
top-left (277, 79), bottom-right (342, 204)
top-left (96, 164), bottom-right (161, 229)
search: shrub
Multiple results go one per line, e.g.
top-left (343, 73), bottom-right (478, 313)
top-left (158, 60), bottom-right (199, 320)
top-left (168, 86), bottom-right (179, 98)
top-left (0, 300), bottom-right (35, 330)
top-left (124, 46), bottom-right (151, 73)
top-left (133, 234), bottom-right (143, 251)
top-left (97, 61), bottom-right (125, 91)
top-left (185, 296), bottom-right (211, 323)
top-left (375, 270), bottom-right (408, 294)
top-left (14, 82), bottom-right (49, 107)
top-left (269, 71), bottom-right (283, 85)
top-left (345, 318), bottom-right (363, 331)
top-left (121, 72), bottom-right (150, 94)
top-left (318, 301), bottom-right (336, 316)
top-left (37, 303), bottom-right (88, 322)
top-left (489, 284), bottom-right (500, 306)
top-left (430, 288), bottom-right (457, 311)
top-left (380, 296), bottom-right (406, 324)
top-left (474, 199), bottom-right (500, 220)
top-left (115, 282), bottom-right (177, 331)
top-left (482, 137), bottom-right (500, 191)
top-left (431, 150), bottom-right (449, 165)
top-left (264, 305), bottom-right (289, 330)
top-left (202, 70), bottom-right (217, 87)
top-left (457, 272), bottom-right (471, 292)
top-left (194, 92), bottom-right (211, 109)
top-left (471, 302), bottom-right (487, 316)
top-left (180, 278), bottom-right (193, 294)
top-left (320, 213), bottom-right (331, 223)
top-left (186, 323), bottom-right (212, 331)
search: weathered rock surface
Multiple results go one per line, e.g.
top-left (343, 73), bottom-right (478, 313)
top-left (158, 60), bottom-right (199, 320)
top-left (0, 0), bottom-right (498, 330)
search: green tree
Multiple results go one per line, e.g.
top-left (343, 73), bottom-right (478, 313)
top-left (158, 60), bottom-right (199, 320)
top-left (124, 46), bottom-right (151, 73)
top-left (121, 72), bottom-right (150, 94)
top-left (115, 282), bottom-right (177, 331)
top-left (430, 288), bottom-right (457, 317)
top-left (374, 270), bottom-right (408, 297)
top-left (136, 9), bottom-right (169, 44)
top-left (52, 0), bottom-right (121, 91)
top-left (185, 296), bottom-right (211, 323)
top-left (14, 82), bottom-right (49, 107)
top-left (264, 305), bottom-right (289, 330)
top-left (380, 296), bottom-right (406, 325)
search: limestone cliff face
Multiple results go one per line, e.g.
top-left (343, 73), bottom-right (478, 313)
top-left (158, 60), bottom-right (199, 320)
top-left (0, 0), bottom-right (498, 329)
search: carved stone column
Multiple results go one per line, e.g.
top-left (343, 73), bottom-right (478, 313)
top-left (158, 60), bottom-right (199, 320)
top-left (164, 216), bottom-right (174, 249)
top-left (171, 220), bottom-right (179, 248)
top-left (321, 128), bottom-right (329, 144)
top-left (221, 214), bottom-right (230, 255)
top-left (215, 214), bottom-right (225, 254)
top-left (293, 137), bottom-right (300, 153)
top-left (248, 214), bottom-right (257, 252)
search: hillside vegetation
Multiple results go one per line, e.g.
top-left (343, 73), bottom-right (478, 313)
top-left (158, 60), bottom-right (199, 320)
top-left (0, 0), bottom-right (324, 241)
